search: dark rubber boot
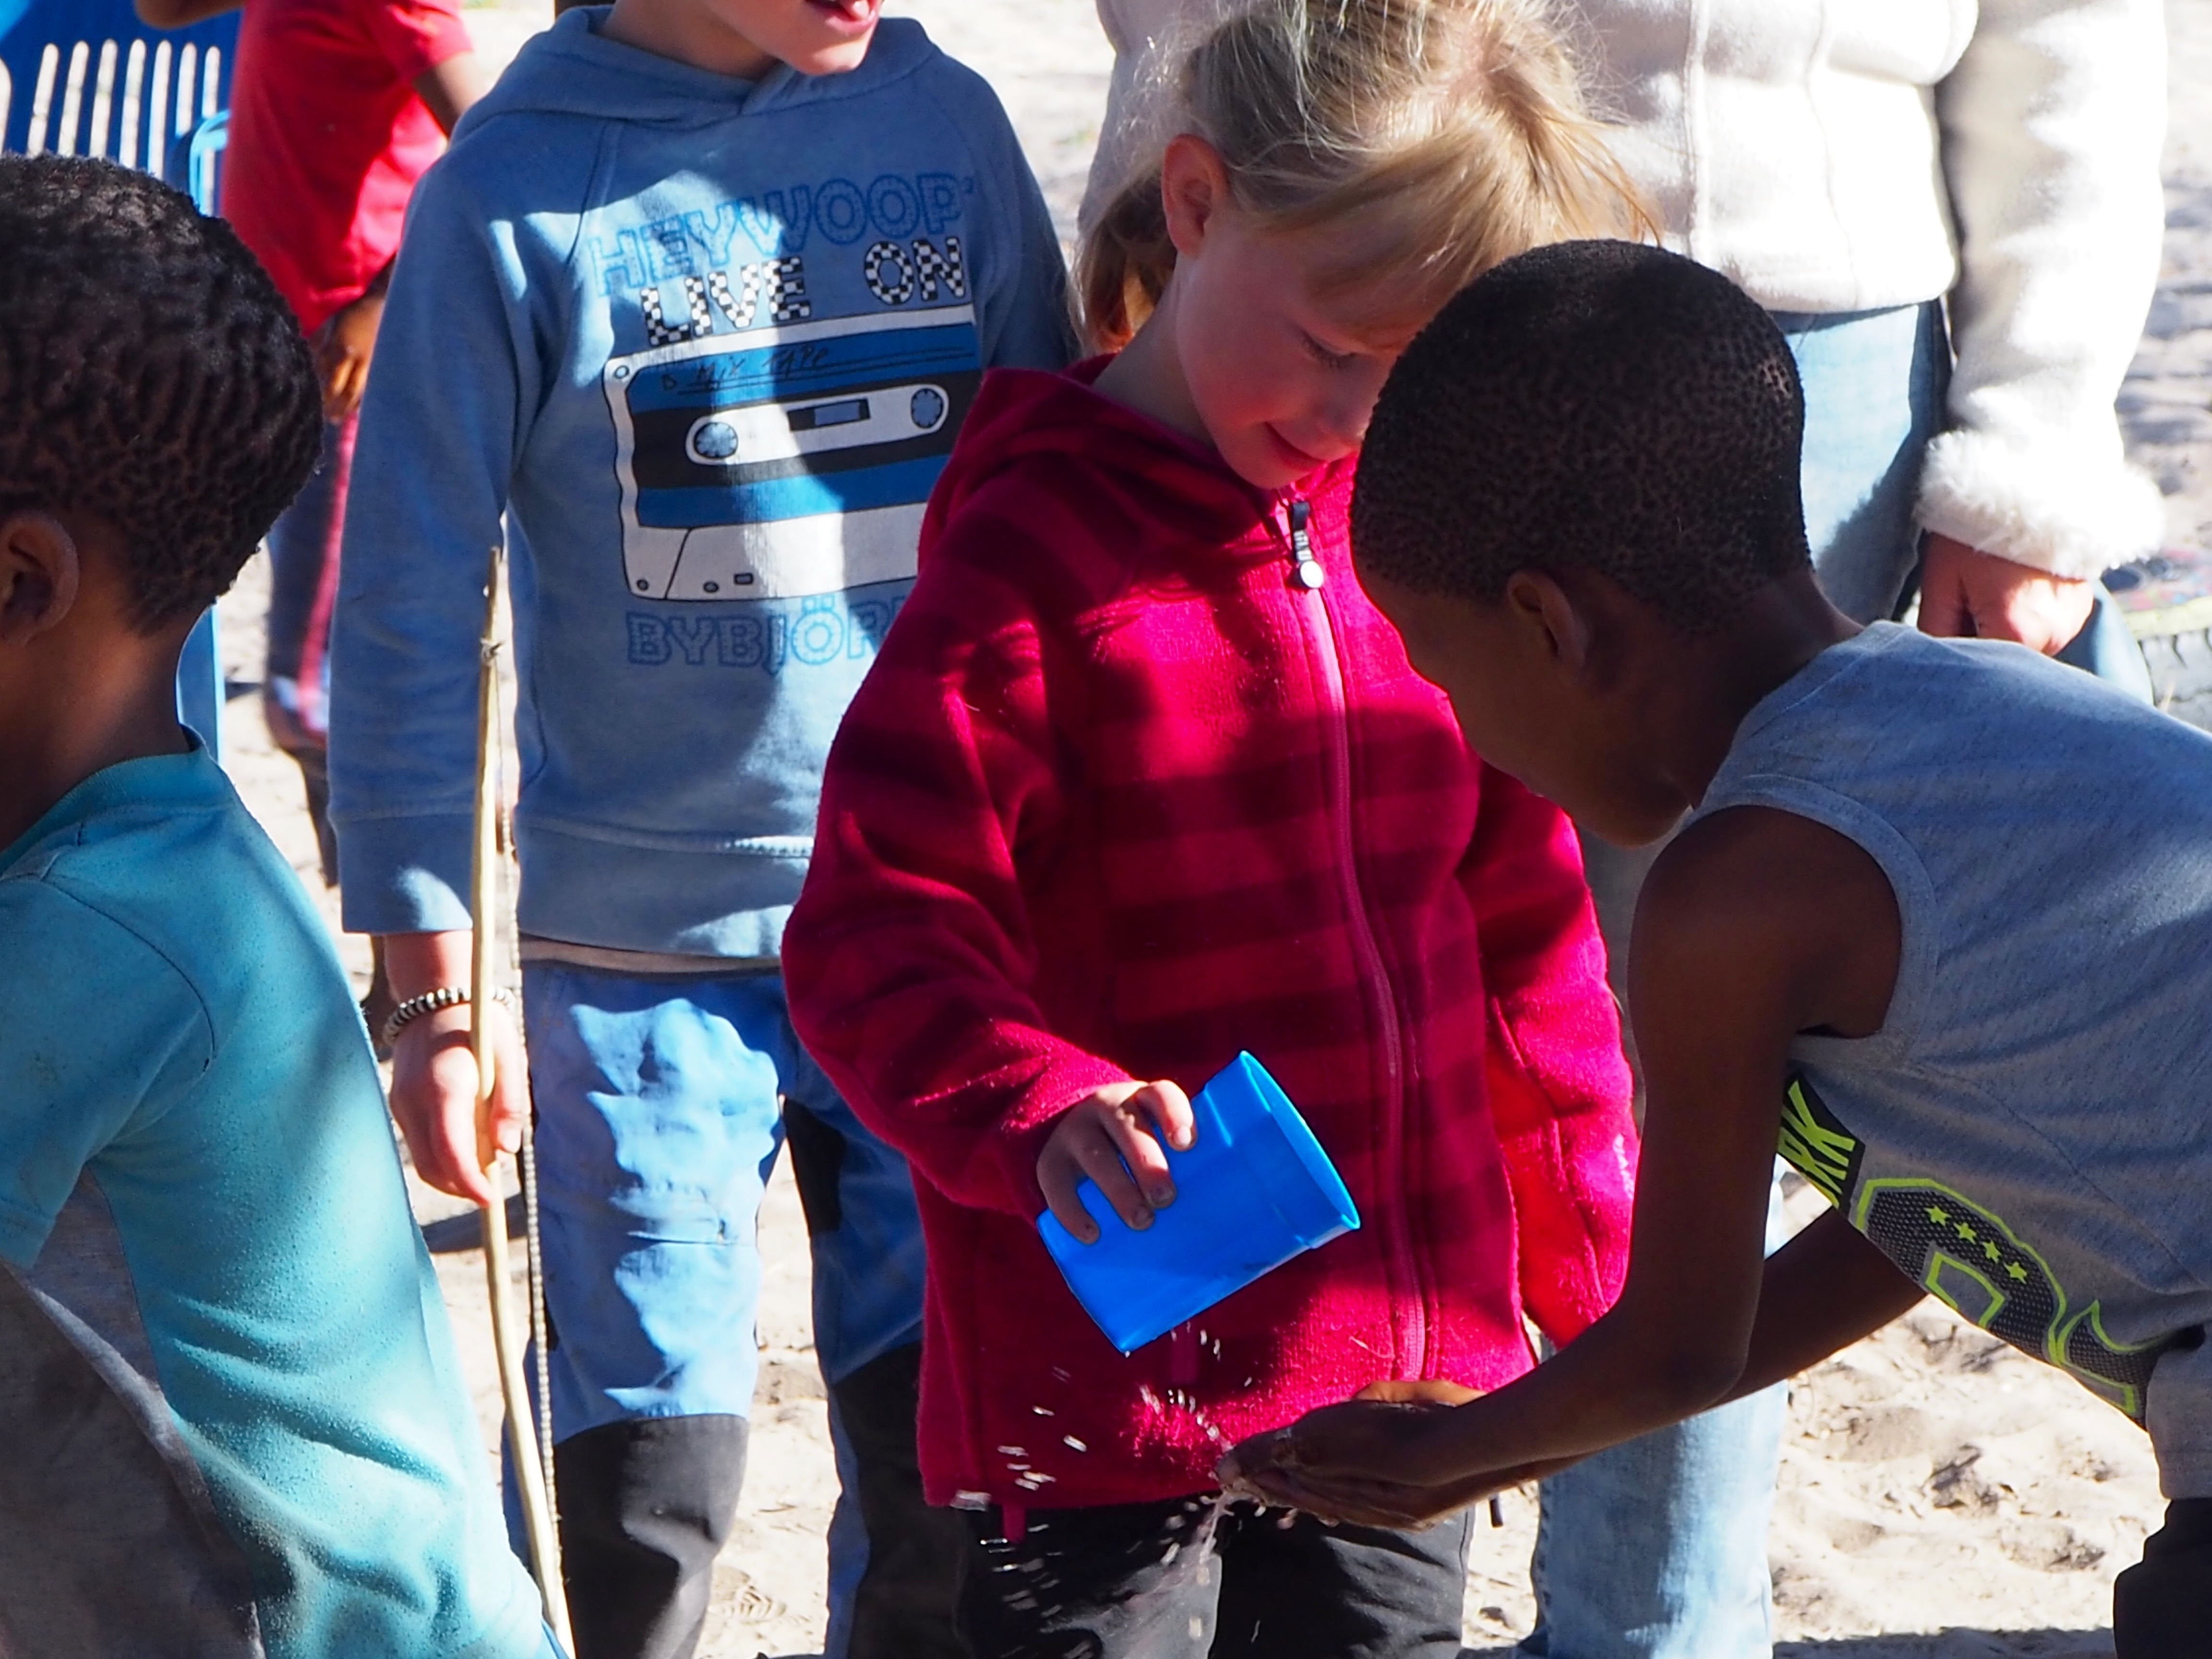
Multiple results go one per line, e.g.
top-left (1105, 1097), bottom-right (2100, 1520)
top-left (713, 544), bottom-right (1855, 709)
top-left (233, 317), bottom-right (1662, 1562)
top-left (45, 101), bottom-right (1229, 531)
top-left (553, 1414), bottom-right (748, 1659)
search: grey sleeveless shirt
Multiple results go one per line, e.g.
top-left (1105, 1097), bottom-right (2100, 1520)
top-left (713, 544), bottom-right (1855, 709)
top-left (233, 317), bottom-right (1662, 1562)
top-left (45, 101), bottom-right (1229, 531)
top-left (1691, 623), bottom-right (2212, 1498)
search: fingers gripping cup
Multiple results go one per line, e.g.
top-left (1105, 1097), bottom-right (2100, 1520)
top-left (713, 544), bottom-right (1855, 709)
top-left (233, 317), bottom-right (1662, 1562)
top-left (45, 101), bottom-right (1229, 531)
top-left (1037, 1052), bottom-right (1362, 1354)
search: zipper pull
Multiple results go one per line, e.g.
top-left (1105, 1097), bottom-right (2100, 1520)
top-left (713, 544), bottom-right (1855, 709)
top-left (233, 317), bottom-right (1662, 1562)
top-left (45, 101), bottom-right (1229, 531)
top-left (1287, 499), bottom-right (1325, 590)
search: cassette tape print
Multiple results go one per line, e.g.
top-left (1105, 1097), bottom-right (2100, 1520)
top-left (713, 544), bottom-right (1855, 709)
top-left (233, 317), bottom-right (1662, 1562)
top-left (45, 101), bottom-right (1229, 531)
top-left (604, 307), bottom-right (981, 601)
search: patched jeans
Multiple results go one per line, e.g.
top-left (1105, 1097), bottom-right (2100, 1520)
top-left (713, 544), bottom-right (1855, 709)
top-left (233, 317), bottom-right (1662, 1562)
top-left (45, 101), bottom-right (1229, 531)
top-left (520, 965), bottom-right (932, 1659)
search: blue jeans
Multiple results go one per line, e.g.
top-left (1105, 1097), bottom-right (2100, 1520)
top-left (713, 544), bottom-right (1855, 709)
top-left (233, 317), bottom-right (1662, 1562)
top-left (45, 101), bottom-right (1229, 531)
top-left (520, 965), bottom-right (927, 1654)
top-left (1522, 1191), bottom-right (1790, 1659)
top-left (1781, 301), bottom-right (2149, 698)
top-left (264, 416), bottom-right (355, 743)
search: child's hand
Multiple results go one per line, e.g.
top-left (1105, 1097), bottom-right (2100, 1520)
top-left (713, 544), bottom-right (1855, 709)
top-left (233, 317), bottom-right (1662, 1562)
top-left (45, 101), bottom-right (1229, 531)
top-left (1216, 1382), bottom-right (1489, 1529)
top-left (380, 930), bottom-right (530, 1207)
top-left (1035, 1079), bottom-right (1196, 1241)
top-left (1353, 1378), bottom-right (1484, 1407)
top-left (387, 1000), bottom-right (530, 1206)
top-left (314, 291), bottom-right (385, 424)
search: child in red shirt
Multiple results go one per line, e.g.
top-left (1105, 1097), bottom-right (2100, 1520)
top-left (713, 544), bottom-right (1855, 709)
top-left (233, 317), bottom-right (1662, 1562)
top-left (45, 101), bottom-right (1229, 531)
top-left (138, 0), bottom-right (486, 897)
top-left (783, 2), bottom-right (1642, 1651)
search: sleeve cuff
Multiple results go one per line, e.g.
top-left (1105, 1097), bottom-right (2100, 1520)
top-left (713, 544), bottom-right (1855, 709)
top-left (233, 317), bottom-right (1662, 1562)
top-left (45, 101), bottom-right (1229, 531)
top-left (1915, 430), bottom-right (2169, 581)
top-left (334, 811), bottom-right (476, 936)
top-left (984, 1053), bottom-right (1138, 1219)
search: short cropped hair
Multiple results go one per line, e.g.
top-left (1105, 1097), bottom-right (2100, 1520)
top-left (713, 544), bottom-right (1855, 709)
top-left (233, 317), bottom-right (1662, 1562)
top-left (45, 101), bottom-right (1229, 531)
top-left (1353, 240), bottom-right (1810, 631)
top-left (0, 156), bottom-right (320, 632)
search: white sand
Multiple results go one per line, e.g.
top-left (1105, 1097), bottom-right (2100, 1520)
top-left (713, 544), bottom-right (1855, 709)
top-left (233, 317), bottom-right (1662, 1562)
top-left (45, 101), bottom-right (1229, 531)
top-left (213, 2), bottom-right (2211, 1651)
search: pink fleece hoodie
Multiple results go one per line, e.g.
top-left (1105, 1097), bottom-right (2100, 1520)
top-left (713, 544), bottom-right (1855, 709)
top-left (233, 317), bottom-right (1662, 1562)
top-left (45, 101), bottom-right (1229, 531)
top-left (785, 362), bottom-right (1637, 1510)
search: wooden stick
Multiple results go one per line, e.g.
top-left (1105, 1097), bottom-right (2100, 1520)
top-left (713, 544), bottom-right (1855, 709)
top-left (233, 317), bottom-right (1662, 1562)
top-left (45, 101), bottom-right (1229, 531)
top-left (472, 543), bottom-right (576, 1654)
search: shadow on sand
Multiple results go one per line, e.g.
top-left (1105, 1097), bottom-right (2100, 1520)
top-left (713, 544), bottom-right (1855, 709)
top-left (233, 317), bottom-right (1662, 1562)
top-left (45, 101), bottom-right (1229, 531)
top-left (1464, 1636), bottom-right (2111, 1659)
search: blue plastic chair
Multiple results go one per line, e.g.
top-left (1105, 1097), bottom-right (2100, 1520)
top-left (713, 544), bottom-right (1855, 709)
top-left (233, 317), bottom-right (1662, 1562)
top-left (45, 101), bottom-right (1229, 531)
top-left (1, 0), bottom-right (239, 756)
top-left (0, 0), bottom-right (235, 176)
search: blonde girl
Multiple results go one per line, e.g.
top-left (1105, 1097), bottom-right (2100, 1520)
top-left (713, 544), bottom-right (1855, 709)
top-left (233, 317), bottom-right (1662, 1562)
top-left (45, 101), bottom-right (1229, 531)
top-left (786, 4), bottom-right (1647, 1653)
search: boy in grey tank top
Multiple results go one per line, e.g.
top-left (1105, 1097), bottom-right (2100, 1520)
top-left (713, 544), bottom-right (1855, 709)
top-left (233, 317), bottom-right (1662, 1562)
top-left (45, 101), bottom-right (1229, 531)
top-left (1220, 241), bottom-right (2211, 1653)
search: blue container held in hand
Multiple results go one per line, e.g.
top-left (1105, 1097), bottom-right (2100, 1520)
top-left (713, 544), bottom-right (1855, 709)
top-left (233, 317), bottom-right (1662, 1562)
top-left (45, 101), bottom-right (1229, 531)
top-left (1037, 1051), bottom-right (1361, 1354)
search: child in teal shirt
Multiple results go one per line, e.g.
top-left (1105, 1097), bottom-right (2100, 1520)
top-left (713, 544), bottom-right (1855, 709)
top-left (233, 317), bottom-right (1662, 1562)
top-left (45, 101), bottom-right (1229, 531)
top-left (0, 155), bottom-right (547, 1659)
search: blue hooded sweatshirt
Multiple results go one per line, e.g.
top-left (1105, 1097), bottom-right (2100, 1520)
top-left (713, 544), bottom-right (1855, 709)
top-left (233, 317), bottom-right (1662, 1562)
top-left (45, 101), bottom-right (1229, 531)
top-left (330, 9), bottom-right (1074, 956)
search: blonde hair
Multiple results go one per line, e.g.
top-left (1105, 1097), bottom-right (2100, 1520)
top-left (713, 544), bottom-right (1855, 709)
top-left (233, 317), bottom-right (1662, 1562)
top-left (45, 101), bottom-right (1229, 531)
top-left (1079, 0), bottom-right (1647, 350)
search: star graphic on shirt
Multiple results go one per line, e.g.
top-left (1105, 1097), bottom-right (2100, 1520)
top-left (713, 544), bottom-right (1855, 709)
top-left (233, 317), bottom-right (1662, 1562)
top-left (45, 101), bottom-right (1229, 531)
top-left (1955, 1221), bottom-right (1978, 1243)
top-left (1927, 1205), bottom-right (1950, 1226)
top-left (2006, 1262), bottom-right (2030, 1282)
top-left (1984, 1241), bottom-right (2002, 1264)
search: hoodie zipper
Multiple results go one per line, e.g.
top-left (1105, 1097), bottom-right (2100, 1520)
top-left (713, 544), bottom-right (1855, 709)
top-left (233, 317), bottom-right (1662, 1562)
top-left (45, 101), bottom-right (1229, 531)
top-left (1280, 497), bottom-right (1428, 1377)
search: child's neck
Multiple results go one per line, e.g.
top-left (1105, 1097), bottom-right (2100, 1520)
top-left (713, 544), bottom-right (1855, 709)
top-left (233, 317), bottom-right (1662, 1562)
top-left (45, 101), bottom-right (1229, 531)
top-left (1671, 574), bottom-right (1860, 804)
top-left (601, 0), bottom-right (777, 79)
top-left (1093, 291), bottom-right (1213, 452)
top-left (0, 641), bottom-right (189, 851)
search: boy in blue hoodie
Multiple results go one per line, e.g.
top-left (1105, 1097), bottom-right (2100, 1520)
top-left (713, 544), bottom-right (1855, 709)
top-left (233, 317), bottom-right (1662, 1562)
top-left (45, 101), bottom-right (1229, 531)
top-left (327, 4), bottom-right (1074, 1657)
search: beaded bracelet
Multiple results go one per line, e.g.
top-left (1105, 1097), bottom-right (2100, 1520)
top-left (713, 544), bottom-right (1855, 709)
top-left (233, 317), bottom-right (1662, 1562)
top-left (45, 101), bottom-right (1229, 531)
top-left (380, 985), bottom-right (513, 1049)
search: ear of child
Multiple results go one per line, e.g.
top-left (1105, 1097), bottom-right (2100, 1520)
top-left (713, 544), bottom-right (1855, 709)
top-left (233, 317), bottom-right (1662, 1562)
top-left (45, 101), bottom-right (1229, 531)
top-left (0, 511), bottom-right (83, 648)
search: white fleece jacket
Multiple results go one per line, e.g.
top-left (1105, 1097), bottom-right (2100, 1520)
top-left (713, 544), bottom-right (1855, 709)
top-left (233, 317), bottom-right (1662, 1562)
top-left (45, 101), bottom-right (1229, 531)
top-left (1085, 0), bottom-right (2170, 577)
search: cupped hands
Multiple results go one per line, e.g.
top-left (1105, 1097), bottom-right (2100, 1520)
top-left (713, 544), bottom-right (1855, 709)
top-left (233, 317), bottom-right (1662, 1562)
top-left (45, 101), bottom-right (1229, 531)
top-left (1217, 1378), bottom-right (1515, 1530)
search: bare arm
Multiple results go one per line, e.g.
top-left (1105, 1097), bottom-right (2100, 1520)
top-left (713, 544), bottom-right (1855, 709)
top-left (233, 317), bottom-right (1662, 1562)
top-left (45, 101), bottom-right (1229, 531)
top-left (1723, 1209), bottom-right (1925, 1402)
top-left (413, 50), bottom-right (490, 136)
top-left (1224, 805), bottom-right (1907, 1524)
top-left (134, 0), bottom-right (240, 27)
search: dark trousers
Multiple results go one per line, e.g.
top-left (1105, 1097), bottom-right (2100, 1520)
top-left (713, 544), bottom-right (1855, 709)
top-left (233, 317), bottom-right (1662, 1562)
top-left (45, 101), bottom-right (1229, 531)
top-left (2115, 1498), bottom-right (2212, 1658)
top-left (830, 1343), bottom-right (977, 1659)
top-left (956, 1497), bottom-right (1472, 1659)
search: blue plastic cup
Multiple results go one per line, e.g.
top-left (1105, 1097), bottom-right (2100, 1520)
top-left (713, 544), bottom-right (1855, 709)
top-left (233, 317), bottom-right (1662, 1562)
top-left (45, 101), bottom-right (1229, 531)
top-left (1037, 1051), bottom-right (1362, 1354)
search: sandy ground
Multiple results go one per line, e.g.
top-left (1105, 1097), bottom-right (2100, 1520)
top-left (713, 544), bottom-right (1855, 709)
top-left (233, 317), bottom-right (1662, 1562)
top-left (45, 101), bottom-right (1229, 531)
top-left (208, 1), bottom-right (2211, 1653)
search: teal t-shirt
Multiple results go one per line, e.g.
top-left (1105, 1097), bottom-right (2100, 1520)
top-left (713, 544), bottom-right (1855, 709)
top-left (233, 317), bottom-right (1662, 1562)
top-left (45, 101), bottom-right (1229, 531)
top-left (0, 748), bottom-right (541, 1659)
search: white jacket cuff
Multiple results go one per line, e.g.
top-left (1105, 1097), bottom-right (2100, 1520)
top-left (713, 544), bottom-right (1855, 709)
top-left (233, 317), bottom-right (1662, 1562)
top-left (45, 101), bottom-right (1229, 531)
top-left (1915, 430), bottom-right (2168, 580)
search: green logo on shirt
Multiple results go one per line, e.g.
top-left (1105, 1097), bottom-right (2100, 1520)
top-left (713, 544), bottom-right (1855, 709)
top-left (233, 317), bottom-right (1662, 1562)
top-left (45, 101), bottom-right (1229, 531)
top-left (1776, 1074), bottom-right (2173, 1420)
top-left (1777, 1074), bottom-right (1861, 1205)
top-left (1853, 1178), bottom-right (2170, 1420)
